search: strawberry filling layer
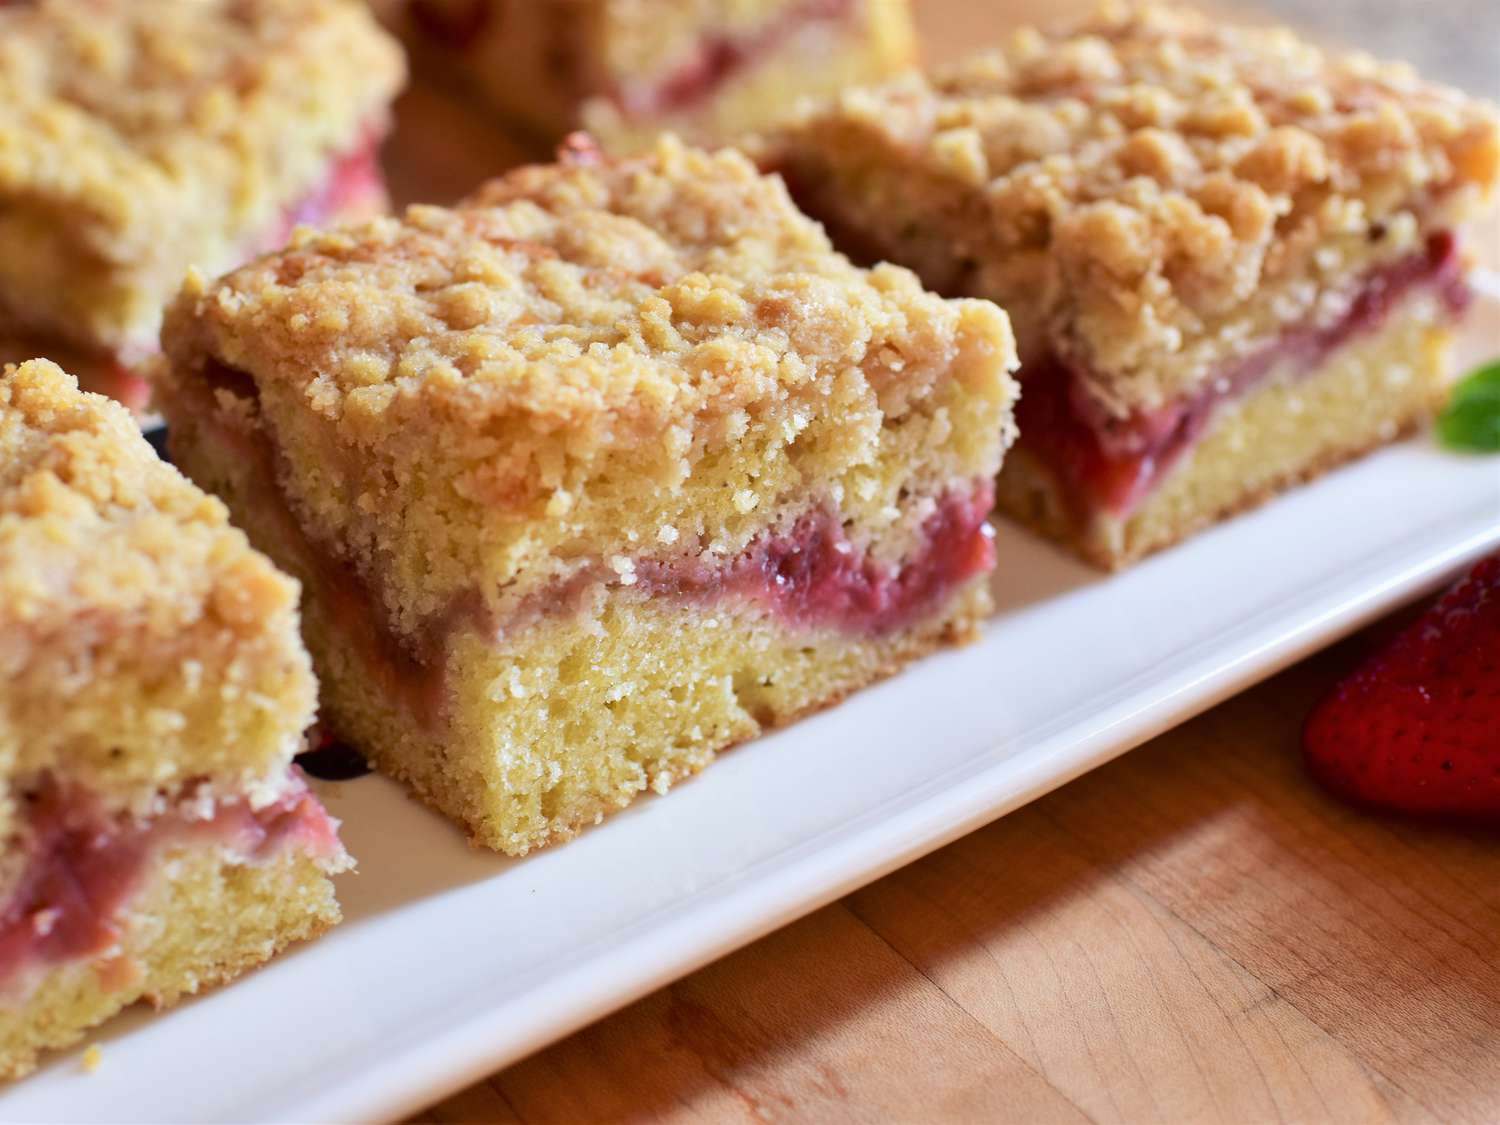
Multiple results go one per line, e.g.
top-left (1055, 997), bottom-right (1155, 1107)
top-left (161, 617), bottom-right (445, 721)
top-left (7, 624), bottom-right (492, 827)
top-left (0, 772), bottom-right (341, 995)
top-left (173, 363), bottom-right (993, 729)
top-left (1018, 232), bottom-right (1471, 519)
top-left (633, 489), bottom-right (995, 632)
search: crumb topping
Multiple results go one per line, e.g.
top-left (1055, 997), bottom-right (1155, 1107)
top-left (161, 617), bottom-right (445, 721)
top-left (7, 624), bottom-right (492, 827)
top-left (180, 139), bottom-right (929, 420)
top-left (0, 361), bottom-right (315, 824)
top-left (777, 1), bottom-right (1499, 414)
top-left (0, 0), bottom-right (402, 236)
top-left (0, 362), bottom-right (280, 632)
top-left (165, 135), bottom-right (1003, 454)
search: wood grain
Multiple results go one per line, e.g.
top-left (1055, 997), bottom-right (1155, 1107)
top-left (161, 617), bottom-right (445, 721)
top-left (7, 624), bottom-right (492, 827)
top-left (401, 0), bottom-right (1500, 1120)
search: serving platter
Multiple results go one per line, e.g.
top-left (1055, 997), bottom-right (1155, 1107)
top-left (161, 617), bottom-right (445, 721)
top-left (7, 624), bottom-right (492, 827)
top-left (3, 265), bottom-right (1496, 1120)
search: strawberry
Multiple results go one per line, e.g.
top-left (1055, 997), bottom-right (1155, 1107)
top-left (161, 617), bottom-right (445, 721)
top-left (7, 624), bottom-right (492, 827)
top-left (1302, 550), bottom-right (1500, 820)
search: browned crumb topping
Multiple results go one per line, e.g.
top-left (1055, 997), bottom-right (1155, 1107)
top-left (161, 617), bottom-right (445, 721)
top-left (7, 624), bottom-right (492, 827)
top-left (0, 361), bottom-right (316, 829)
top-left (171, 137), bottom-right (950, 429)
top-left (0, 363), bottom-right (281, 631)
top-left (0, 0), bottom-right (402, 229)
top-left (775, 1), bottom-right (1499, 414)
top-left (158, 136), bottom-right (1016, 634)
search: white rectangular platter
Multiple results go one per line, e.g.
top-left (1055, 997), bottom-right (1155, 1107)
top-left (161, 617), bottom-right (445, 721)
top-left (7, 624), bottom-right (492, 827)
top-left (4, 284), bottom-right (1498, 1123)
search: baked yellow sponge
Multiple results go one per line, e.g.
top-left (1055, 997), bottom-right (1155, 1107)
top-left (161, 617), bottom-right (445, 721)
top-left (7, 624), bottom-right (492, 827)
top-left (0, 360), bottom-right (349, 1080)
top-left (155, 136), bottom-right (1020, 855)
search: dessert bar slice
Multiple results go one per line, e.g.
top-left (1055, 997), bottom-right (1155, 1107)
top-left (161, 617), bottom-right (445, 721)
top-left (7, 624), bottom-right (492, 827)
top-left (155, 137), bottom-right (1019, 855)
top-left (0, 0), bottom-right (405, 407)
top-left (770, 3), bottom-right (1500, 567)
top-left (374, 0), bottom-right (913, 152)
top-left (0, 360), bottom-right (349, 1080)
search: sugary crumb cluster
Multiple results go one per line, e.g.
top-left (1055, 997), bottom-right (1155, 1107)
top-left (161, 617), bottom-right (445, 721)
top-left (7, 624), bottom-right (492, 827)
top-left (159, 136), bottom-right (1017, 635)
top-left (0, 0), bottom-right (405, 351)
top-left (0, 361), bottom-right (316, 833)
top-left (774, 1), bottom-right (1499, 415)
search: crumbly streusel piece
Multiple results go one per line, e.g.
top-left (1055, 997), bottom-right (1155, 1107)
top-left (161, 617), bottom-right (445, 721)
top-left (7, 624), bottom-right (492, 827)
top-left (0, 361), bottom-right (348, 1080)
top-left (373, 0), bottom-right (912, 151)
top-left (155, 136), bottom-right (1019, 855)
top-left (0, 0), bottom-right (404, 404)
top-left (770, 1), bottom-right (1500, 567)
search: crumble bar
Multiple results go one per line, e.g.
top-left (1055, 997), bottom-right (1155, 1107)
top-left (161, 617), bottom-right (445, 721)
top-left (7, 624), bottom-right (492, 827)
top-left (154, 136), bottom-right (1019, 855)
top-left (374, 0), bottom-right (913, 151)
top-left (0, 360), bottom-right (349, 1080)
top-left (0, 0), bottom-right (406, 406)
top-left (769, 1), bottom-right (1500, 567)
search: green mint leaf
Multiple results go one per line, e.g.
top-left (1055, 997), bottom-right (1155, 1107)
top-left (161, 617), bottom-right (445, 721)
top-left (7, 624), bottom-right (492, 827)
top-left (1438, 359), bottom-right (1500, 452)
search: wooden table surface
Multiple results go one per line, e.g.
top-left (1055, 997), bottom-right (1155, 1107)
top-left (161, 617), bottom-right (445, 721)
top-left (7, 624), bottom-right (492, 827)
top-left (405, 1), bottom-right (1500, 1120)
